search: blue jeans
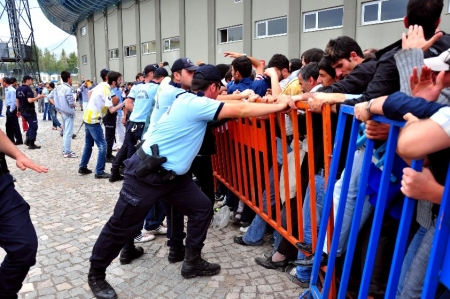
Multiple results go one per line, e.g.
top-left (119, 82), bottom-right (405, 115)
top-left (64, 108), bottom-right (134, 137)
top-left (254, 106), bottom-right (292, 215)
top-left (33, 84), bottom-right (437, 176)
top-left (61, 114), bottom-right (74, 154)
top-left (332, 148), bottom-right (374, 255)
top-left (296, 175), bottom-right (326, 281)
top-left (396, 225), bottom-right (427, 298)
top-left (79, 123), bottom-right (107, 175)
top-left (143, 201), bottom-right (166, 231)
top-left (43, 103), bottom-right (52, 120)
top-left (0, 99), bottom-right (3, 115)
top-left (243, 165), bottom-right (281, 245)
top-left (49, 105), bottom-right (61, 128)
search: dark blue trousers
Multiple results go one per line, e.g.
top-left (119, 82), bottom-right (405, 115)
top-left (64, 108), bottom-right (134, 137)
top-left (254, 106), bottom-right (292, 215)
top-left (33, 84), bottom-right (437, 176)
top-left (21, 112), bottom-right (38, 141)
top-left (0, 174), bottom-right (38, 299)
top-left (5, 108), bottom-right (22, 144)
top-left (90, 154), bottom-right (212, 270)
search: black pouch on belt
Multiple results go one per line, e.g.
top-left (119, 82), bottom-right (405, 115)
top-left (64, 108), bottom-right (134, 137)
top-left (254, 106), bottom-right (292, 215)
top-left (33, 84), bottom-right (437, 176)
top-left (135, 144), bottom-right (167, 178)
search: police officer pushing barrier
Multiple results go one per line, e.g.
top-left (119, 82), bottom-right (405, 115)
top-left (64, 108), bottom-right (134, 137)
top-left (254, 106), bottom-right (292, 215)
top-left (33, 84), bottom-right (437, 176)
top-left (87, 64), bottom-right (290, 299)
top-left (0, 128), bottom-right (48, 298)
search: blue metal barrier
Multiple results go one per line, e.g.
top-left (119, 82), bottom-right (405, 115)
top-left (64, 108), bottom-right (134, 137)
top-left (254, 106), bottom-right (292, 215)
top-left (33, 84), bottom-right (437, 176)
top-left (308, 105), bottom-right (437, 299)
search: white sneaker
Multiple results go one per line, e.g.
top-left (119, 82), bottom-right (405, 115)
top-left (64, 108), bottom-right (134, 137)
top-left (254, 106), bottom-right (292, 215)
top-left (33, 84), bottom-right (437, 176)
top-left (134, 233), bottom-right (155, 243)
top-left (143, 225), bottom-right (167, 235)
top-left (64, 151), bottom-right (78, 158)
top-left (240, 226), bottom-right (249, 233)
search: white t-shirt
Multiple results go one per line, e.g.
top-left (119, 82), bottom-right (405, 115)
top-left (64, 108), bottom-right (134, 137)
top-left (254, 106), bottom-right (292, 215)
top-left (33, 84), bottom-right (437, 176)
top-left (83, 82), bottom-right (113, 124)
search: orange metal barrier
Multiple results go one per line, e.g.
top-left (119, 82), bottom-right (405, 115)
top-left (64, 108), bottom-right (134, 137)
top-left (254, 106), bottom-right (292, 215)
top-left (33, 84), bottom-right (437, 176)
top-left (211, 102), bottom-right (334, 263)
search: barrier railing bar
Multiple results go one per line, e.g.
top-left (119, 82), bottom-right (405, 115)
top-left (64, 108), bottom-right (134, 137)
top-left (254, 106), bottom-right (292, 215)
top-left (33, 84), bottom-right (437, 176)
top-left (270, 113), bottom-right (283, 229)
top-left (311, 105), bottom-right (348, 289)
top-left (260, 119), bottom-right (274, 221)
top-left (291, 110), bottom-right (305, 241)
top-left (239, 119), bottom-right (250, 199)
top-left (245, 119), bottom-right (257, 206)
top-left (254, 120), bottom-right (265, 216)
top-left (306, 109), bottom-right (319, 250)
top-left (231, 121), bottom-right (244, 196)
top-left (422, 165), bottom-right (450, 298)
top-left (321, 115), bottom-right (361, 297)
top-left (385, 159), bottom-right (423, 298)
top-left (359, 124), bottom-right (400, 298)
top-left (280, 113), bottom-right (293, 235)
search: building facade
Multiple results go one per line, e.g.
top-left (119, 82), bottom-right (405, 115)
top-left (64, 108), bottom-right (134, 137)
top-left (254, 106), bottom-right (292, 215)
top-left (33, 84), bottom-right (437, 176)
top-left (75, 0), bottom-right (450, 83)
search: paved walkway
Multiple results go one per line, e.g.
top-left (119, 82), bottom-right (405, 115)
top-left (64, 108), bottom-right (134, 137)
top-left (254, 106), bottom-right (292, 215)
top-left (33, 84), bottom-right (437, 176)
top-left (0, 110), bottom-right (303, 299)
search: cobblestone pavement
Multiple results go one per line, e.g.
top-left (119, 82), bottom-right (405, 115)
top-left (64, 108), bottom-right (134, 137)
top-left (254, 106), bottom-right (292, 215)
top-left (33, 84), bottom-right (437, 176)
top-left (0, 111), bottom-right (304, 299)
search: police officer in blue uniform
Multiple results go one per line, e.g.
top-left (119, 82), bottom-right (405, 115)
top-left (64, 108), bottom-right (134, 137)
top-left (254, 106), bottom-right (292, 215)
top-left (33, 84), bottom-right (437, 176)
top-left (16, 76), bottom-right (46, 149)
top-left (4, 77), bottom-right (23, 145)
top-left (109, 66), bottom-right (168, 182)
top-left (0, 128), bottom-right (48, 299)
top-left (87, 65), bottom-right (290, 299)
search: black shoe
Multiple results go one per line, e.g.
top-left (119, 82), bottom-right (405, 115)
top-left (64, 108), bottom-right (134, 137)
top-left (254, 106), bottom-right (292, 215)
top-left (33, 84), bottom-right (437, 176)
top-left (28, 141), bottom-right (41, 150)
top-left (24, 137), bottom-right (29, 146)
top-left (78, 167), bottom-right (93, 175)
top-left (95, 173), bottom-right (111, 179)
top-left (181, 247), bottom-right (221, 278)
top-left (119, 246), bottom-right (144, 265)
top-left (293, 252), bottom-right (328, 268)
top-left (108, 172), bottom-right (124, 182)
top-left (88, 268), bottom-right (117, 299)
top-left (284, 265), bottom-right (310, 288)
top-left (168, 246), bottom-right (185, 263)
top-left (233, 236), bottom-right (249, 246)
top-left (295, 242), bottom-right (313, 255)
top-left (119, 166), bottom-right (125, 175)
top-left (14, 141), bottom-right (24, 145)
top-left (106, 156), bottom-right (115, 163)
top-left (255, 256), bottom-right (287, 270)
top-left (263, 251), bottom-right (273, 259)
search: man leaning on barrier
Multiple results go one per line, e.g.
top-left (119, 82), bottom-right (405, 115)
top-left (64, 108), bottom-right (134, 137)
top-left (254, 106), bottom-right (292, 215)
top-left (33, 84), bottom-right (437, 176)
top-left (87, 65), bottom-right (292, 299)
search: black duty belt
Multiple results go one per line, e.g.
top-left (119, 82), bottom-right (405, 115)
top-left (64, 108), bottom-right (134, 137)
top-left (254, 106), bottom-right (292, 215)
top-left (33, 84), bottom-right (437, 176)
top-left (136, 147), bottom-right (177, 181)
top-left (20, 108), bottom-right (35, 113)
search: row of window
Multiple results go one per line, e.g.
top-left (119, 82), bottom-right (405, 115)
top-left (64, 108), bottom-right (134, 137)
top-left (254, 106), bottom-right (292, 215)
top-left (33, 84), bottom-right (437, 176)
top-left (80, 0), bottom-right (408, 40)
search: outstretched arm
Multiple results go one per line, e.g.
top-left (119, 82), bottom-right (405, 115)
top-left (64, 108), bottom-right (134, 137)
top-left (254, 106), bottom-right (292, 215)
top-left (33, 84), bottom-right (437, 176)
top-left (218, 100), bottom-right (288, 119)
top-left (0, 129), bottom-right (48, 173)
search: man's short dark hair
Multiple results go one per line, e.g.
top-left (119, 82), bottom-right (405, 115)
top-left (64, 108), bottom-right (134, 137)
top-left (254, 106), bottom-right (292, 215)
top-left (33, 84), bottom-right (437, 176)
top-left (407, 0), bottom-right (443, 37)
top-left (135, 73), bottom-right (143, 80)
top-left (49, 82), bottom-right (55, 88)
top-left (216, 64), bottom-right (230, 79)
top-left (318, 58), bottom-right (336, 79)
top-left (324, 36), bottom-right (364, 64)
top-left (61, 71), bottom-right (71, 83)
top-left (290, 59), bottom-right (302, 73)
top-left (299, 62), bottom-right (319, 81)
top-left (231, 56), bottom-right (252, 78)
top-left (107, 71), bottom-right (122, 85)
top-left (301, 48), bottom-right (324, 64)
top-left (267, 54), bottom-right (289, 71)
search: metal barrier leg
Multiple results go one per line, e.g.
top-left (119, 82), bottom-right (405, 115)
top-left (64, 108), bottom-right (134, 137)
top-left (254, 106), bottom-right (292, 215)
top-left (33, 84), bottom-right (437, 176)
top-left (338, 138), bottom-right (375, 299)
top-left (322, 116), bottom-right (361, 297)
top-left (422, 166), bottom-right (450, 298)
top-left (310, 108), bottom-right (349, 298)
top-left (358, 125), bottom-right (400, 299)
top-left (385, 160), bottom-right (423, 298)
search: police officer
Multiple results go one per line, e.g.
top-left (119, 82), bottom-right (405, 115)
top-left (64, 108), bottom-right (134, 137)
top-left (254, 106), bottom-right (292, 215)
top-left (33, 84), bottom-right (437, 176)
top-left (16, 76), bottom-right (46, 149)
top-left (0, 128), bottom-right (48, 299)
top-left (109, 67), bottom-right (168, 182)
top-left (4, 77), bottom-right (23, 145)
top-left (87, 65), bottom-right (290, 299)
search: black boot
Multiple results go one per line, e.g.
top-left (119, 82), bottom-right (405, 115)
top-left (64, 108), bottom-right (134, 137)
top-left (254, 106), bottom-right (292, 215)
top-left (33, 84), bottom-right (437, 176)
top-left (28, 140), bottom-right (41, 149)
top-left (119, 246), bottom-right (144, 265)
top-left (168, 245), bottom-right (185, 263)
top-left (24, 136), bottom-right (29, 146)
top-left (181, 246), bottom-right (221, 278)
top-left (109, 169), bottom-right (124, 183)
top-left (88, 267), bottom-right (117, 299)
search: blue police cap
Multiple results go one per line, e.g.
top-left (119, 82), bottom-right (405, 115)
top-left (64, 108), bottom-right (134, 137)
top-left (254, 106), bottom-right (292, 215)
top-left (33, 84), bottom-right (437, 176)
top-left (193, 64), bottom-right (222, 82)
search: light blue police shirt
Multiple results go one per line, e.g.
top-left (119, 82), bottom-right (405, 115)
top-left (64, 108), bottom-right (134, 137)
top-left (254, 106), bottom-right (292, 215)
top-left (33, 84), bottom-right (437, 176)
top-left (143, 93), bottom-right (224, 175)
top-left (129, 82), bottom-right (159, 123)
top-left (5, 86), bottom-right (16, 111)
top-left (144, 84), bottom-right (186, 138)
top-left (127, 82), bottom-right (143, 100)
top-left (113, 87), bottom-right (123, 117)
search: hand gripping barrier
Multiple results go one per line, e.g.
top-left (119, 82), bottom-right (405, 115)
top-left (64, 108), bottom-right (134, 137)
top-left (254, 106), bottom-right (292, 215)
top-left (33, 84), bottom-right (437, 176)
top-left (307, 104), bottom-right (450, 299)
top-left (211, 102), bottom-right (336, 293)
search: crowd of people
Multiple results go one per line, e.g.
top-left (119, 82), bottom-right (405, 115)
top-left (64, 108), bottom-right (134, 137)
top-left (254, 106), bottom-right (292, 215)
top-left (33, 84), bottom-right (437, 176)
top-left (1, 0), bottom-right (450, 298)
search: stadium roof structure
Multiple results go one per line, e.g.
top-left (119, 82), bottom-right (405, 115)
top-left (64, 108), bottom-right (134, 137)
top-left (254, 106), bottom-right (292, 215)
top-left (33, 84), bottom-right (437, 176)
top-left (38, 0), bottom-right (118, 34)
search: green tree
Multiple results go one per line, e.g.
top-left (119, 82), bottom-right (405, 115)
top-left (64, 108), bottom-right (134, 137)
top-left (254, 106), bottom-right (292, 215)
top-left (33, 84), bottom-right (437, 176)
top-left (67, 52), bottom-right (78, 73)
